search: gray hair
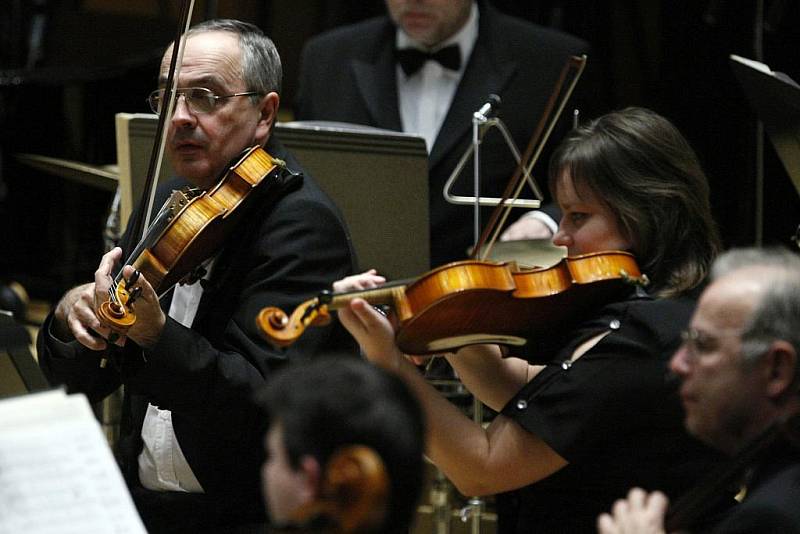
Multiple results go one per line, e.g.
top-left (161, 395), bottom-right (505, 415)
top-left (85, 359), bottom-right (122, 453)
top-left (184, 19), bottom-right (282, 99)
top-left (713, 248), bottom-right (800, 378)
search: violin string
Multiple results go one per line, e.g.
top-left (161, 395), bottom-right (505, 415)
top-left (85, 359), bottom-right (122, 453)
top-left (108, 275), bottom-right (119, 306)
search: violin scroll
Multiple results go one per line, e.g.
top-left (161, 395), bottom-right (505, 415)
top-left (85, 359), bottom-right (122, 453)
top-left (96, 277), bottom-right (138, 342)
top-left (256, 291), bottom-right (333, 348)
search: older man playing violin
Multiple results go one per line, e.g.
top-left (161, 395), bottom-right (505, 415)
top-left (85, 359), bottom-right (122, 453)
top-left (37, 19), bottom-right (354, 534)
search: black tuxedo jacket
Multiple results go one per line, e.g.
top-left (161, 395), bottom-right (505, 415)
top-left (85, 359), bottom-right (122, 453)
top-left (38, 136), bottom-right (356, 531)
top-left (296, 1), bottom-right (590, 266)
top-left (711, 448), bottom-right (800, 533)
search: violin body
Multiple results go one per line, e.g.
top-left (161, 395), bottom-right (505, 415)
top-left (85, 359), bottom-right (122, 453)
top-left (258, 251), bottom-right (647, 355)
top-left (396, 251), bottom-right (645, 354)
top-left (133, 146), bottom-right (287, 294)
top-left (98, 146), bottom-right (295, 334)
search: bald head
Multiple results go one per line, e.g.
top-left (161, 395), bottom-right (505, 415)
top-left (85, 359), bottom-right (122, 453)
top-left (670, 247), bottom-right (800, 454)
top-left (697, 266), bottom-right (766, 333)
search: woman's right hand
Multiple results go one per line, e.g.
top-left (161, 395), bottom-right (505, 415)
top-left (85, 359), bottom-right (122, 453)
top-left (338, 298), bottom-right (406, 372)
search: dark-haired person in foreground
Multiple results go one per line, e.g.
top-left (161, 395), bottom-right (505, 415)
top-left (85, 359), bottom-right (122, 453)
top-left (337, 107), bottom-right (729, 532)
top-left (37, 19), bottom-right (354, 533)
top-left (598, 247), bottom-right (800, 534)
top-left (258, 357), bottom-right (425, 533)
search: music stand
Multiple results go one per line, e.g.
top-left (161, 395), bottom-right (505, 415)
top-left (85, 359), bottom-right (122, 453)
top-left (730, 55), bottom-right (800, 198)
top-left (275, 121), bottom-right (430, 278)
top-left (115, 113), bottom-right (175, 231)
top-left (0, 311), bottom-right (49, 397)
top-left (113, 116), bottom-right (430, 278)
top-left (14, 153), bottom-right (118, 192)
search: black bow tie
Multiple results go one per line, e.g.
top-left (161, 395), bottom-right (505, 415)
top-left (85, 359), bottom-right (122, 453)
top-left (395, 45), bottom-right (461, 76)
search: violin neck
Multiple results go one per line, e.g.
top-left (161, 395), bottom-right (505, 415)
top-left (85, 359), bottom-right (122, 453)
top-left (328, 279), bottom-right (410, 310)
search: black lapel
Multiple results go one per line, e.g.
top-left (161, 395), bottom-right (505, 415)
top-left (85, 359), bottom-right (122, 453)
top-left (350, 24), bottom-right (403, 131)
top-left (429, 5), bottom-right (518, 171)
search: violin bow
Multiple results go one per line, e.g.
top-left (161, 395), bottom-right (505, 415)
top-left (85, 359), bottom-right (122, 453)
top-left (122, 0), bottom-right (196, 252)
top-left (473, 54), bottom-right (586, 261)
top-left (98, 0), bottom-right (196, 348)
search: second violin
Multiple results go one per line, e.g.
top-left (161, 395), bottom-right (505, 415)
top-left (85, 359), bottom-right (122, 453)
top-left (257, 250), bottom-right (648, 355)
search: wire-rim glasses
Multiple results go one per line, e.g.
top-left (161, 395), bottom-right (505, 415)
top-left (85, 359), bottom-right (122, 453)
top-left (679, 326), bottom-right (742, 361)
top-left (147, 87), bottom-right (264, 115)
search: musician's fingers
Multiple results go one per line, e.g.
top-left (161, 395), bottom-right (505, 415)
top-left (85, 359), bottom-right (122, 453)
top-left (596, 513), bottom-right (620, 534)
top-left (332, 269), bottom-right (386, 292)
top-left (121, 265), bottom-right (157, 302)
top-left (408, 355), bottom-right (432, 366)
top-left (339, 298), bottom-right (382, 334)
top-left (340, 298), bottom-right (404, 370)
top-left (603, 488), bottom-right (668, 534)
top-left (611, 495), bottom-right (630, 517)
top-left (69, 304), bottom-right (109, 351)
top-left (627, 487), bottom-right (647, 509)
top-left (646, 491), bottom-right (669, 517)
top-left (94, 248), bottom-right (122, 302)
top-left (95, 247), bottom-right (122, 280)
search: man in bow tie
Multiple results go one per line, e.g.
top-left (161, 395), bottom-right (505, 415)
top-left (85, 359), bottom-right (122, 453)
top-left (296, 0), bottom-right (592, 267)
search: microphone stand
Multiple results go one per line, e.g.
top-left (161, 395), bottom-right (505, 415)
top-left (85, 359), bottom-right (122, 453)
top-left (458, 395), bottom-right (486, 534)
top-left (472, 109), bottom-right (483, 248)
top-left (440, 104), bottom-right (544, 534)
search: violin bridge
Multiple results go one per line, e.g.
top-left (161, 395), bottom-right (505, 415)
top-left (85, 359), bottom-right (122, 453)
top-left (620, 269), bottom-right (650, 287)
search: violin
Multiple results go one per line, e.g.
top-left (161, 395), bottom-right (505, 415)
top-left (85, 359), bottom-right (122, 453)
top-left (276, 445), bottom-right (390, 534)
top-left (98, 146), bottom-right (297, 337)
top-left (257, 250), bottom-right (648, 356)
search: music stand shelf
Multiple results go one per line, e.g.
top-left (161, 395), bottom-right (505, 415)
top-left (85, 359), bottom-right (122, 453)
top-left (114, 115), bottom-right (431, 280)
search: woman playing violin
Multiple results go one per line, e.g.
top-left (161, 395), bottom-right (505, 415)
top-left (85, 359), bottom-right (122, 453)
top-left (338, 107), bottom-right (727, 532)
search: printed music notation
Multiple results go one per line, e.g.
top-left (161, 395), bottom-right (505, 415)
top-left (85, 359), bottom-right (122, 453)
top-left (0, 389), bottom-right (146, 534)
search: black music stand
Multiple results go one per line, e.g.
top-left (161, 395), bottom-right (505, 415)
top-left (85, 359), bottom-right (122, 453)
top-left (0, 311), bottom-right (49, 397)
top-left (730, 55), bottom-right (800, 199)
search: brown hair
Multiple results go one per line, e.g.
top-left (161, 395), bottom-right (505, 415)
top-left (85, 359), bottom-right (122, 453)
top-left (549, 107), bottom-right (721, 297)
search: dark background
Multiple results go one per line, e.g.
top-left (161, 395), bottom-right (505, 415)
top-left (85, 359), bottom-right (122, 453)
top-left (1, 0), bottom-right (798, 305)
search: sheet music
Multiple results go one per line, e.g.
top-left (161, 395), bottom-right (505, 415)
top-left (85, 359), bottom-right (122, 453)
top-left (730, 54), bottom-right (773, 75)
top-left (0, 390), bottom-right (146, 534)
top-left (730, 54), bottom-right (800, 88)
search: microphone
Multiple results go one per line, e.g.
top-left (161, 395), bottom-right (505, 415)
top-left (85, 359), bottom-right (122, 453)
top-left (474, 94), bottom-right (501, 120)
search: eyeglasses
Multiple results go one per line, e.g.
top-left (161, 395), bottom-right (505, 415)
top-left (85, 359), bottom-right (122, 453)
top-left (147, 87), bottom-right (264, 115)
top-left (679, 326), bottom-right (741, 361)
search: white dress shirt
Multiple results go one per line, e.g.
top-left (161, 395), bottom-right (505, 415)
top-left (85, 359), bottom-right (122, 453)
top-left (137, 259), bottom-right (214, 493)
top-left (396, 2), bottom-right (479, 152)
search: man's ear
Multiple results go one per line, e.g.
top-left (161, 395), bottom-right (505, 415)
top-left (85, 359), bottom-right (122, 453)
top-left (256, 91), bottom-right (280, 142)
top-left (764, 340), bottom-right (798, 401)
